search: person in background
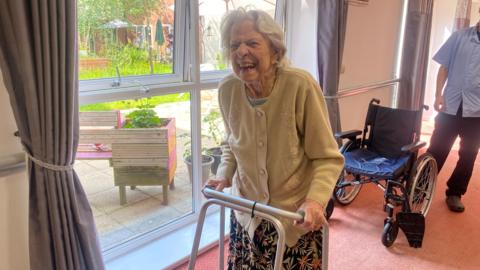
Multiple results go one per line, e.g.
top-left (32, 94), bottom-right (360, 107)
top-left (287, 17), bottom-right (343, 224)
top-left (427, 9), bottom-right (480, 213)
top-left (206, 8), bottom-right (344, 270)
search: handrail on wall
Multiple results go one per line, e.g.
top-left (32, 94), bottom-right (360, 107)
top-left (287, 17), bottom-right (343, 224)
top-left (0, 132), bottom-right (25, 177)
top-left (325, 78), bottom-right (400, 100)
top-left (0, 159), bottom-right (25, 178)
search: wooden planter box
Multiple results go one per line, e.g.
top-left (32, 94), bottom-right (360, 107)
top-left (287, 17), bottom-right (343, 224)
top-left (78, 114), bottom-right (176, 205)
top-left (112, 118), bottom-right (176, 205)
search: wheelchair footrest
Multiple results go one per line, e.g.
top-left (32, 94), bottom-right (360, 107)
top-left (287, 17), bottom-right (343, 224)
top-left (396, 212), bottom-right (425, 248)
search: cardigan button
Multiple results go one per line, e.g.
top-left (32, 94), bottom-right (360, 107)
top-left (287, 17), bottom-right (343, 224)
top-left (259, 169), bottom-right (266, 175)
top-left (256, 110), bottom-right (263, 117)
top-left (258, 141), bottom-right (264, 147)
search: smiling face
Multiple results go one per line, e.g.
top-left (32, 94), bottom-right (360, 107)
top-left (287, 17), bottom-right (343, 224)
top-left (229, 19), bottom-right (277, 88)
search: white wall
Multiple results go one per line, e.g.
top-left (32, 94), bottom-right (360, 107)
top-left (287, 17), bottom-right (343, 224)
top-left (340, 0), bottom-right (403, 90)
top-left (0, 70), bottom-right (30, 270)
top-left (0, 73), bottom-right (24, 166)
top-left (0, 171), bottom-right (29, 270)
top-left (339, 0), bottom-right (403, 131)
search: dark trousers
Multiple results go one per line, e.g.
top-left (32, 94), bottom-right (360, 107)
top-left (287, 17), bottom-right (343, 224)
top-left (427, 108), bottom-right (480, 197)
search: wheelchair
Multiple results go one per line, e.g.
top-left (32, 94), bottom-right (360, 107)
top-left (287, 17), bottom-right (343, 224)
top-left (326, 99), bottom-right (437, 248)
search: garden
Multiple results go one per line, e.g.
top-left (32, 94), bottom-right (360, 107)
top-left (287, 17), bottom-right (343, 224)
top-left (78, 0), bottom-right (175, 80)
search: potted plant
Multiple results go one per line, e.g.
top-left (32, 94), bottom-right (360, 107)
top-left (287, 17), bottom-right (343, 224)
top-left (182, 136), bottom-right (214, 185)
top-left (202, 110), bottom-right (225, 175)
top-left (123, 106), bottom-right (167, 128)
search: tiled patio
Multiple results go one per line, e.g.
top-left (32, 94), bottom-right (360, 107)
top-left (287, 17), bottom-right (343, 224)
top-left (76, 156), bottom-right (195, 250)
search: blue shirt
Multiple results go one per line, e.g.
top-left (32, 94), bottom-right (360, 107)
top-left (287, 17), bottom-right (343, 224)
top-left (433, 26), bottom-right (480, 117)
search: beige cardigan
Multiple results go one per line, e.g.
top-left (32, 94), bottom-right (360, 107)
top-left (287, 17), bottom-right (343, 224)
top-left (216, 66), bottom-right (344, 247)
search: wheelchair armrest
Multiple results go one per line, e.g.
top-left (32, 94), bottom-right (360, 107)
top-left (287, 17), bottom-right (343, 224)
top-left (335, 129), bottom-right (362, 140)
top-left (401, 141), bottom-right (426, 153)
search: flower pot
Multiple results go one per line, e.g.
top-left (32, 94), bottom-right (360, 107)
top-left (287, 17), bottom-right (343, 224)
top-left (207, 146), bottom-right (222, 175)
top-left (184, 154), bottom-right (214, 185)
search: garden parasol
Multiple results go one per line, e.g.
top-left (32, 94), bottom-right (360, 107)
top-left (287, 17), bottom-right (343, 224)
top-left (101, 19), bottom-right (132, 29)
top-left (155, 19), bottom-right (165, 45)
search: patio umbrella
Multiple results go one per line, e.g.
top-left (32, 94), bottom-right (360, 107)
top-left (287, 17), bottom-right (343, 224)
top-left (101, 19), bottom-right (132, 29)
top-left (155, 19), bottom-right (165, 45)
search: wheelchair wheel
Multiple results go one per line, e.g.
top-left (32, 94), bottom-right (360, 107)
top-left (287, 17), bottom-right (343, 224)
top-left (408, 153), bottom-right (438, 216)
top-left (324, 198), bottom-right (334, 220)
top-left (334, 140), bottom-right (362, 205)
top-left (334, 170), bottom-right (361, 205)
top-left (381, 220), bottom-right (399, 247)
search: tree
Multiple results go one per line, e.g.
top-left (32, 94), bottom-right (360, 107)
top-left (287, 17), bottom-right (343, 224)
top-left (78, 0), bottom-right (161, 55)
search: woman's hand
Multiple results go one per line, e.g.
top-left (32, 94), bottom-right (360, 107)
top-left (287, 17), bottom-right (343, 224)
top-left (205, 178), bottom-right (231, 192)
top-left (294, 199), bottom-right (327, 232)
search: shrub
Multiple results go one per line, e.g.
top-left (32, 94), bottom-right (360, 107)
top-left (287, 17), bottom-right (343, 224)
top-left (123, 98), bottom-right (167, 128)
top-left (202, 110), bottom-right (224, 145)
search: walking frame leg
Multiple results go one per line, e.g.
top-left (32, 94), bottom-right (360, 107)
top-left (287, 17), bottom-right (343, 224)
top-left (188, 199), bottom-right (289, 270)
top-left (188, 201), bottom-right (214, 270)
top-left (219, 206), bottom-right (225, 270)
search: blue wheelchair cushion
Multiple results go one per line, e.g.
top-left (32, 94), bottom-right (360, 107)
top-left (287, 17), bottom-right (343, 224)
top-left (344, 148), bottom-right (410, 179)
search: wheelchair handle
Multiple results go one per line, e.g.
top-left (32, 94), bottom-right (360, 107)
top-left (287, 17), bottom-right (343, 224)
top-left (202, 186), bottom-right (305, 223)
top-left (370, 98), bottom-right (380, 105)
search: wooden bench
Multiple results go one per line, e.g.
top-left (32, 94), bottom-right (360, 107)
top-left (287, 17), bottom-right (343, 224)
top-left (77, 111), bottom-right (176, 205)
top-left (77, 111), bottom-right (120, 160)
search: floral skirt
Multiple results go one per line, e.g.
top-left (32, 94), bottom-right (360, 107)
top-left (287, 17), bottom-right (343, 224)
top-left (227, 211), bottom-right (323, 270)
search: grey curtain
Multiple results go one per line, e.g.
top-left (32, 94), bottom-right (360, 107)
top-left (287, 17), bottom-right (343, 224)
top-left (0, 1), bottom-right (104, 270)
top-left (397, 0), bottom-right (434, 110)
top-left (317, 0), bottom-right (349, 140)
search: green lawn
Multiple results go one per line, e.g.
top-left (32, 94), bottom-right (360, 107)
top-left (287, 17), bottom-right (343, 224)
top-left (79, 61), bottom-right (173, 80)
top-left (80, 94), bottom-right (190, 111)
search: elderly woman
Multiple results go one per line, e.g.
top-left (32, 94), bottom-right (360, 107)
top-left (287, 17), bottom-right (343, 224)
top-left (206, 8), bottom-right (344, 270)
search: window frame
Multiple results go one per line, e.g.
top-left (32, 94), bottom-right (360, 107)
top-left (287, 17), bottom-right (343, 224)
top-left (79, 0), bottom-right (190, 105)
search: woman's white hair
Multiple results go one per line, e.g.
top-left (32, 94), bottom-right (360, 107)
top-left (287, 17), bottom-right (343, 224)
top-left (220, 7), bottom-right (288, 67)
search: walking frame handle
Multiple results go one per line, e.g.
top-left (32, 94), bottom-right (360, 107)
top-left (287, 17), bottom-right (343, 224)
top-left (188, 186), bottom-right (329, 270)
top-left (202, 186), bottom-right (305, 222)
